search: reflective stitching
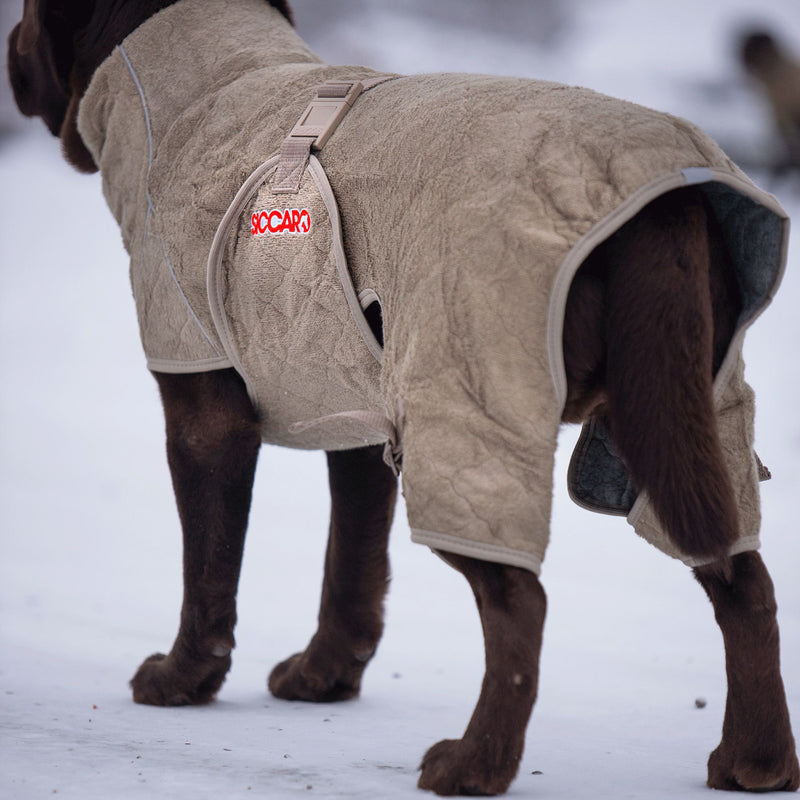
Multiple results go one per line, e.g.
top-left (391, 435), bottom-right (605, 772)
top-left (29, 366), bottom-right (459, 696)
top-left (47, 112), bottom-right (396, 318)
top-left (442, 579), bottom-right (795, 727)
top-left (118, 44), bottom-right (222, 357)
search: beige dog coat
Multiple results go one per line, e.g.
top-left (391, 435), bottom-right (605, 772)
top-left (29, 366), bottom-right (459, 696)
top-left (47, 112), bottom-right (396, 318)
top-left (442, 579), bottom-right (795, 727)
top-left (77, 0), bottom-right (788, 574)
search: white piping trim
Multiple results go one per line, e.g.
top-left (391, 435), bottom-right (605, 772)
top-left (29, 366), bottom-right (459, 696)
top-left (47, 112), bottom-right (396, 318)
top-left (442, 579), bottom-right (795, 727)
top-left (206, 154), bottom-right (282, 407)
top-left (117, 45), bottom-right (153, 167)
top-left (308, 156), bottom-right (384, 363)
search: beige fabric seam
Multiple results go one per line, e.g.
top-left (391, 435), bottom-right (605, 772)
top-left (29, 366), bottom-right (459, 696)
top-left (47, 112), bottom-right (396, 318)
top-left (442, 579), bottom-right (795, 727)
top-left (411, 528), bottom-right (543, 575)
top-left (147, 355), bottom-right (233, 374)
top-left (307, 157), bottom-right (384, 363)
top-left (678, 535), bottom-right (762, 567)
top-left (207, 154), bottom-right (282, 402)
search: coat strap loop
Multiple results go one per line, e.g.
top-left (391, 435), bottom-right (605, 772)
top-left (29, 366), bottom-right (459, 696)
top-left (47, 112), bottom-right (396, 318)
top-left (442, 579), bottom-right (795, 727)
top-left (273, 76), bottom-right (397, 194)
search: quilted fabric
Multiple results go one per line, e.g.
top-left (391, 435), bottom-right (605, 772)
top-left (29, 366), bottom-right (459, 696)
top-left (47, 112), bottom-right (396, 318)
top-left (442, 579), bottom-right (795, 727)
top-left (77, 0), bottom-right (788, 574)
top-left (209, 158), bottom-right (386, 451)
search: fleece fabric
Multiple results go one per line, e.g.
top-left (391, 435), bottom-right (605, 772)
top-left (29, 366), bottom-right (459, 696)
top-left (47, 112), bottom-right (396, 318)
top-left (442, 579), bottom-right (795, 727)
top-left (76, 0), bottom-right (788, 574)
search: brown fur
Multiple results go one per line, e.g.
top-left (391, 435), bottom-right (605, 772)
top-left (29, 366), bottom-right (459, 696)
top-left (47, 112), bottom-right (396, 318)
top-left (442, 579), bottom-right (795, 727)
top-left (130, 368), bottom-right (262, 705)
top-left (8, 1), bottom-right (798, 795)
top-left (696, 553), bottom-right (799, 792)
top-left (585, 188), bottom-right (739, 564)
top-left (418, 554), bottom-right (546, 795)
top-left (268, 445), bottom-right (397, 702)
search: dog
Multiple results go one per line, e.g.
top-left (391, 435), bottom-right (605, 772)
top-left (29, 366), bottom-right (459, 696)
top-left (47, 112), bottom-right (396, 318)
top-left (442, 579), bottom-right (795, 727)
top-left (8, 0), bottom-right (799, 795)
top-left (740, 29), bottom-right (800, 173)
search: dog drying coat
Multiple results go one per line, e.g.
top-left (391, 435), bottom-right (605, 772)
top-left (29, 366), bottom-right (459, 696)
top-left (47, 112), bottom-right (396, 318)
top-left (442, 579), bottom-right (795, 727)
top-left (77, 0), bottom-right (789, 574)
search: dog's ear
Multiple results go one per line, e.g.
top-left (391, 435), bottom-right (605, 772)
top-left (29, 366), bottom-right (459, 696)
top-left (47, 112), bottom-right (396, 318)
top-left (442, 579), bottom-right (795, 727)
top-left (7, 0), bottom-right (70, 136)
top-left (267, 0), bottom-right (295, 26)
top-left (7, 0), bottom-right (98, 172)
top-left (16, 0), bottom-right (43, 55)
top-left (8, 22), bottom-right (67, 133)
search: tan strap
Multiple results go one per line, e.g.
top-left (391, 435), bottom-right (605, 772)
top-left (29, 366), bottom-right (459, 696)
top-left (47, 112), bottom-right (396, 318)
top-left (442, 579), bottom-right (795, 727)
top-left (273, 76), bottom-right (396, 194)
top-left (272, 137), bottom-right (315, 196)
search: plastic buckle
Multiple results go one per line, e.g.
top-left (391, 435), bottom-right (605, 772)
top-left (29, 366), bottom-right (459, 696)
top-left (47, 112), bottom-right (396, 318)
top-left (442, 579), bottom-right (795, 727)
top-left (289, 81), bottom-right (364, 150)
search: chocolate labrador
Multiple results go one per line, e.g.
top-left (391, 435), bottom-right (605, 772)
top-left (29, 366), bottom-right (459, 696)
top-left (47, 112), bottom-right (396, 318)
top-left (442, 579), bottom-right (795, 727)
top-left (8, 0), bottom-right (798, 794)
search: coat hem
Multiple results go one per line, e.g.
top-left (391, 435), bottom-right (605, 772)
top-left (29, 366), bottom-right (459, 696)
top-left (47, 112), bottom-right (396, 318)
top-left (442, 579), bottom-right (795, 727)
top-left (147, 355), bottom-right (233, 373)
top-left (410, 528), bottom-right (543, 575)
top-left (626, 488), bottom-right (762, 566)
top-left (679, 535), bottom-right (761, 568)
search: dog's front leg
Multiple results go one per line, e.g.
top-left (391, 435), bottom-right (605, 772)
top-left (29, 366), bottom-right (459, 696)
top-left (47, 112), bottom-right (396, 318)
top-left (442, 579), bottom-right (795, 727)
top-left (695, 552), bottom-right (799, 792)
top-left (418, 554), bottom-right (546, 796)
top-left (130, 369), bottom-right (261, 706)
top-left (268, 445), bottom-right (397, 702)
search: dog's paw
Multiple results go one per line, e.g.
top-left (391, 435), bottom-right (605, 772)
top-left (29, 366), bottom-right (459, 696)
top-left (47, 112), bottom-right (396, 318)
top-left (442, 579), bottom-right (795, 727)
top-left (418, 738), bottom-right (517, 796)
top-left (130, 651), bottom-right (230, 706)
top-left (267, 648), bottom-right (365, 703)
top-left (707, 741), bottom-right (800, 792)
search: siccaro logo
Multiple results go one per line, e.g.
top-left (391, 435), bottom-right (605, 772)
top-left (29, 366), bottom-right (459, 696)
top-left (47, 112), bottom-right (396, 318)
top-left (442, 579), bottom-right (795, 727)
top-left (251, 208), bottom-right (312, 236)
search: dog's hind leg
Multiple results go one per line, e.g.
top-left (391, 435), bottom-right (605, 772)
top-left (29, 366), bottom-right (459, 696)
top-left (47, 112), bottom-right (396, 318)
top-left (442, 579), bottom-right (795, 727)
top-left (268, 444), bottom-right (397, 702)
top-left (695, 552), bottom-right (799, 792)
top-left (418, 554), bottom-right (546, 796)
top-left (130, 368), bottom-right (261, 706)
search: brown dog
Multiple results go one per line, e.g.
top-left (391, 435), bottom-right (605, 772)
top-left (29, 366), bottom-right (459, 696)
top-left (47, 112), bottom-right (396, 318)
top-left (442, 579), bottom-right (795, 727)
top-left (740, 30), bottom-right (800, 173)
top-left (8, 0), bottom-right (799, 795)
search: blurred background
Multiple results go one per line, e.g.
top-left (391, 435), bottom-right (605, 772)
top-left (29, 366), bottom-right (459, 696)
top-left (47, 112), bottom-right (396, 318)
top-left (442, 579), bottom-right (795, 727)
top-left (5, 0), bottom-right (799, 175)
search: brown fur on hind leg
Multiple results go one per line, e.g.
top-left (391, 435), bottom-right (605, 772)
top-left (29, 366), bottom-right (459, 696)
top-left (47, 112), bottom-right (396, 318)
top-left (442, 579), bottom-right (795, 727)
top-left (268, 445), bottom-right (397, 702)
top-left (130, 369), bottom-right (261, 706)
top-left (418, 554), bottom-right (546, 796)
top-left (695, 552), bottom-right (800, 792)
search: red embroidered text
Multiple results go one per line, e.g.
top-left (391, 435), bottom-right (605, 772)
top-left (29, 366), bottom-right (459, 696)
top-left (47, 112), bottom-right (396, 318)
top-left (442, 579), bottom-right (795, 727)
top-left (251, 208), bottom-right (312, 236)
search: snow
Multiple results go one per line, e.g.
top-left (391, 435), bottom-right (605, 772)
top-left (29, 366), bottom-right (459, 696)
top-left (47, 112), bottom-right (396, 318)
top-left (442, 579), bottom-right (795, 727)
top-left (1, 1), bottom-right (798, 798)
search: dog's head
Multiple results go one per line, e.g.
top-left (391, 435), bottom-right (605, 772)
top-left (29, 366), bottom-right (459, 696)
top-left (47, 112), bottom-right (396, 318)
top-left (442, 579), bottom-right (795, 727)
top-left (7, 0), bottom-right (295, 173)
top-left (740, 31), bottom-right (783, 78)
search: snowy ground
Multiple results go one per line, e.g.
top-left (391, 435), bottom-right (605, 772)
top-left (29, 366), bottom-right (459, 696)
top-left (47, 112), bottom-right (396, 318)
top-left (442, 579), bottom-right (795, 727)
top-left (1, 1), bottom-right (798, 798)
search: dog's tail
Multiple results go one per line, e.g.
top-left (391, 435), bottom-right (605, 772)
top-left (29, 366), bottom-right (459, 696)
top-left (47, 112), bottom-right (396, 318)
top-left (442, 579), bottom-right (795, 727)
top-left (602, 186), bottom-right (739, 564)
